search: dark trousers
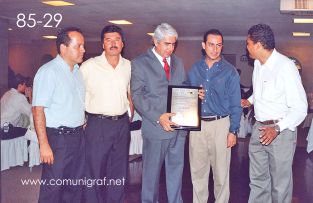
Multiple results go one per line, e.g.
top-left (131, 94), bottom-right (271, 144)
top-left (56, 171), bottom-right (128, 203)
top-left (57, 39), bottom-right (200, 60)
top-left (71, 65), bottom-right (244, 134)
top-left (84, 115), bottom-right (130, 203)
top-left (38, 127), bottom-right (85, 203)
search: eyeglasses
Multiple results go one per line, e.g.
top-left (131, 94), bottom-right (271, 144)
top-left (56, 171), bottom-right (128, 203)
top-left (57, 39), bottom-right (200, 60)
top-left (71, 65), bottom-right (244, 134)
top-left (206, 42), bottom-right (223, 49)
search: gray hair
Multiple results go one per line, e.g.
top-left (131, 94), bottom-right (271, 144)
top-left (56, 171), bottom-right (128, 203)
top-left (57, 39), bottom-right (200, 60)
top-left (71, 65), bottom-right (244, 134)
top-left (153, 23), bottom-right (178, 42)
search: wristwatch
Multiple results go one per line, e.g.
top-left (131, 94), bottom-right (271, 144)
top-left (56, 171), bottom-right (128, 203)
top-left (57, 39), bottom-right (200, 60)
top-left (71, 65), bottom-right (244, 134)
top-left (274, 125), bottom-right (280, 134)
top-left (230, 131), bottom-right (238, 136)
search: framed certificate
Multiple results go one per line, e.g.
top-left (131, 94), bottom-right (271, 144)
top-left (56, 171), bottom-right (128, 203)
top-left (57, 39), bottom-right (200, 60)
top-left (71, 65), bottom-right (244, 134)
top-left (167, 85), bottom-right (201, 131)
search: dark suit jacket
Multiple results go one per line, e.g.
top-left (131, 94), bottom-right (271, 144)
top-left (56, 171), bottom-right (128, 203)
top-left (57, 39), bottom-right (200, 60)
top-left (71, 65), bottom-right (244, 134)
top-left (131, 48), bottom-right (187, 140)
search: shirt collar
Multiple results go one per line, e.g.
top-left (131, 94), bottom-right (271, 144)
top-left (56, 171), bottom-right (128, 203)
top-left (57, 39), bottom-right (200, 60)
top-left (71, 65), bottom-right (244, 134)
top-left (152, 47), bottom-right (171, 66)
top-left (10, 88), bottom-right (19, 94)
top-left (98, 51), bottom-right (123, 68)
top-left (202, 56), bottom-right (224, 70)
top-left (55, 54), bottom-right (79, 73)
top-left (256, 48), bottom-right (277, 70)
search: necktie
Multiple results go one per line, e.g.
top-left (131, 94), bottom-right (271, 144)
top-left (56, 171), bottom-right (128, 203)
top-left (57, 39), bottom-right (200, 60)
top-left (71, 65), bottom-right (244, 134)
top-left (163, 58), bottom-right (170, 80)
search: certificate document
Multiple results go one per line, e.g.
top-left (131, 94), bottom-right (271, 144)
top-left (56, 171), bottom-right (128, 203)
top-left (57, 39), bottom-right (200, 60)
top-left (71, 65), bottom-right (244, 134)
top-left (167, 85), bottom-right (201, 131)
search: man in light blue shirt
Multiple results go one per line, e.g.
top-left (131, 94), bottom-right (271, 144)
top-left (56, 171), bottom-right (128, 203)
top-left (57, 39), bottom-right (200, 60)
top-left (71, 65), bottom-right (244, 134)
top-left (32, 27), bottom-right (86, 203)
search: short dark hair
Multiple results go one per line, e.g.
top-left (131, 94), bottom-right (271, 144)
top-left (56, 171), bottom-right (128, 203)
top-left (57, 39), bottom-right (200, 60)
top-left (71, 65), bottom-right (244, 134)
top-left (12, 74), bottom-right (28, 89)
top-left (100, 25), bottom-right (125, 44)
top-left (203, 29), bottom-right (224, 43)
top-left (56, 27), bottom-right (83, 54)
top-left (248, 24), bottom-right (275, 50)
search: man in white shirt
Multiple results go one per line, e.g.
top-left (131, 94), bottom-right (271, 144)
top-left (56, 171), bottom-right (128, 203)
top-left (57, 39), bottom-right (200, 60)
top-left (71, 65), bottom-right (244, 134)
top-left (1, 74), bottom-right (32, 129)
top-left (80, 25), bottom-right (133, 203)
top-left (242, 24), bottom-right (307, 203)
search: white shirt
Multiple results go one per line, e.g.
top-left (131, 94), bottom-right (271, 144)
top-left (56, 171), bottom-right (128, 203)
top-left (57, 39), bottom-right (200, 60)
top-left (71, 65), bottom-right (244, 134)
top-left (1, 88), bottom-right (32, 127)
top-left (80, 52), bottom-right (131, 116)
top-left (248, 49), bottom-right (307, 131)
top-left (152, 47), bottom-right (171, 66)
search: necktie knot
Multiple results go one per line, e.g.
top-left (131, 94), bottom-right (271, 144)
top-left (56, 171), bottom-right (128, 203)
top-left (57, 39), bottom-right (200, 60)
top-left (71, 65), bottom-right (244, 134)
top-left (163, 58), bottom-right (170, 80)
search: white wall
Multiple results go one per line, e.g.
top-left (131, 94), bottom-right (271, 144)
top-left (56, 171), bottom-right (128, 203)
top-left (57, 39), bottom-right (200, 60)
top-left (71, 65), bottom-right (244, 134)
top-left (0, 19), bottom-right (9, 96)
top-left (9, 37), bottom-right (313, 93)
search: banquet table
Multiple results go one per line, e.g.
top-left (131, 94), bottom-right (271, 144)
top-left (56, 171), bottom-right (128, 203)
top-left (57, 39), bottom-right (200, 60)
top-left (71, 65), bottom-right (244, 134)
top-left (1, 136), bottom-right (28, 171)
top-left (307, 120), bottom-right (313, 153)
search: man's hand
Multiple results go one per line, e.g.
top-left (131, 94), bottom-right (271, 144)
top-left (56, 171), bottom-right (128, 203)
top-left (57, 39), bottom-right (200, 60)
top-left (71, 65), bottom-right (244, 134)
top-left (241, 99), bottom-right (251, 108)
top-left (159, 113), bottom-right (177, 132)
top-left (259, 126), bottom-right (278, 145)
top-left (227, 133), bottom-right (237, 148)
top-left (40, 142), bottom-right (54, 165)
top-left (198, 89), bottom-right (205, 100)
top-left (33, 106), bottom-right (53, 164)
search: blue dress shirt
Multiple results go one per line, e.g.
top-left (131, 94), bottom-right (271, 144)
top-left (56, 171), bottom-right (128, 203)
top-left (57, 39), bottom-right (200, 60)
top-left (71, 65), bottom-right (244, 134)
top-left (32, 55), bottom-right (85, 128)
top-left (186, 58), bottom-right (242, 132)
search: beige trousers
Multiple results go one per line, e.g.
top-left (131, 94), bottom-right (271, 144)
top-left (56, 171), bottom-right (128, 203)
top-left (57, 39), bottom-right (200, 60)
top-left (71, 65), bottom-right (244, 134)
top-left (189, 117), bottom-right (231, 203)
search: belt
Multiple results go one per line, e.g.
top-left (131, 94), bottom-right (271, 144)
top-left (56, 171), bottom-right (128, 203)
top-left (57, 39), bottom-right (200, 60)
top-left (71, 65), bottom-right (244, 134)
top-left (87, 112), bottom-right (128, 120)
top-left (201, 115), bottom-right (228, 122)
top-left (47, 125), bottom-right (83, 135)
top-left (257, 120), bottom-right (279, 125)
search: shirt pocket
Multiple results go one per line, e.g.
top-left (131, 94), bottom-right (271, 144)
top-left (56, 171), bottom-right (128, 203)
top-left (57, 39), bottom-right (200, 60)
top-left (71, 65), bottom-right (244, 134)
top-left (261, 80), bottom-right (283, 101)
top-left (211, 79), bottom-right (227, 100)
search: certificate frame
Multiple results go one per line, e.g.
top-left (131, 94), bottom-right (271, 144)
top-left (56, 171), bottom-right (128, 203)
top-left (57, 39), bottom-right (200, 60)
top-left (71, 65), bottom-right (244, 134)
top-left (167, 85), bottom-right (201, 131)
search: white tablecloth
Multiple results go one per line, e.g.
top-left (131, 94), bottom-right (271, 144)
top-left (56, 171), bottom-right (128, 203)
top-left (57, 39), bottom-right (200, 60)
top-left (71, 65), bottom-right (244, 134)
top-left (1, 136), bottom-right (28, 171)
top-left (24, 128), bottom-right (40, 167)
top-left (129, 112), bottom-right (143, 155)
top-left (307, 120), bottom-right (313, 153)
top-left (303, 113), bottom-right (313, 128)
top-left (238, 110), bottom-right (253, 138)
top-left (129, 130), bottom-right (143, 155)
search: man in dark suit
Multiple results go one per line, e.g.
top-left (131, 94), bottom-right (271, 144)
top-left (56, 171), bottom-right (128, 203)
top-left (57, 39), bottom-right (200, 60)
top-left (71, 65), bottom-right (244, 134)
top-left (131, 23), bottom-right (186, 203)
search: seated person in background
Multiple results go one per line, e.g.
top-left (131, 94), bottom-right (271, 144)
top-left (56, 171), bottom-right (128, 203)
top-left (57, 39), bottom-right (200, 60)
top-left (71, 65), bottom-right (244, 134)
top-left (1, 74), bottom-right (32, 138)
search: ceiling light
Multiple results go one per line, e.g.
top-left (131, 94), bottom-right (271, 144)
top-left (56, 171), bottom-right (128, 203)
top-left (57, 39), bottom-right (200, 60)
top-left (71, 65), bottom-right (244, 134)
top-left (8, 28), bottom-right (12, 31)
top-left (292, 32), bottom-right (310, 37)
top-left (293, 18), bottom-right (313, 23)
top-left (42, 1), bottom-right (75, 6)
top-left (108, 20), bottom-right (132, 25)
top-left (43, 35), bottom-right (57, 39)
top-left (147, 33), bottom-right (154, 36)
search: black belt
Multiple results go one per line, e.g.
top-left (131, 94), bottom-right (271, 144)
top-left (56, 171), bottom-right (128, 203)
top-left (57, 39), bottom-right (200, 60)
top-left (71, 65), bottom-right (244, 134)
top-left (257, 120), bottom-right (279, 125)
top-left (87, 112), bottom-right (128, 120)
top-left (201, 115), bottom-right (228, 122)
top-left (47, 125), bottom-right (83, 135)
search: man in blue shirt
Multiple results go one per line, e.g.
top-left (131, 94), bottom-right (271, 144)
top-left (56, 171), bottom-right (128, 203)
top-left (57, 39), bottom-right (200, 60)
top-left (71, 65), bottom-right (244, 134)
top-left (186, 29), bottom-right (242, 203)
top-left (32, 27), bottom-right (86, 203)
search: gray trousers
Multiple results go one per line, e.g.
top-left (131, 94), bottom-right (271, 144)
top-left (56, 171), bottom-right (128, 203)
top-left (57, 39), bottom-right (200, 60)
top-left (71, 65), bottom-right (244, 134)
top-left (141, 135), bottom-right (185, 203)
top-left (248, 122), bottom-right (297, 203)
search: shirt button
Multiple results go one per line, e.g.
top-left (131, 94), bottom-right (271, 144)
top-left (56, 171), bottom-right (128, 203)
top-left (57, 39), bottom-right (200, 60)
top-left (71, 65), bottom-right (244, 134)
top-left (205, 90), bottom-right (208, 92)
top-left (206, 79), bottom-right (209, 81)
top-left (204, 110), bottom-right (206, 112)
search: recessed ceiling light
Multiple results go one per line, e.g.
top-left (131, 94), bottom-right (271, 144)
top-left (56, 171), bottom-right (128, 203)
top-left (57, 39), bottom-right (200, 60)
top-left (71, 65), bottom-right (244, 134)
top-left (108, 20), bottom-right (132, 25)
top-left (8, 28), bottom-right (12, 31)
top-left (42, 1), bottom-right (75, 6)
top-left (293, 18), bottom-right (313, 23)
top-left (43, 35), bottom-right (57, 39)
top-left (147, 33), bottom-right (154, 36)
top-left (292, 32), bottom-right (310, 37)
